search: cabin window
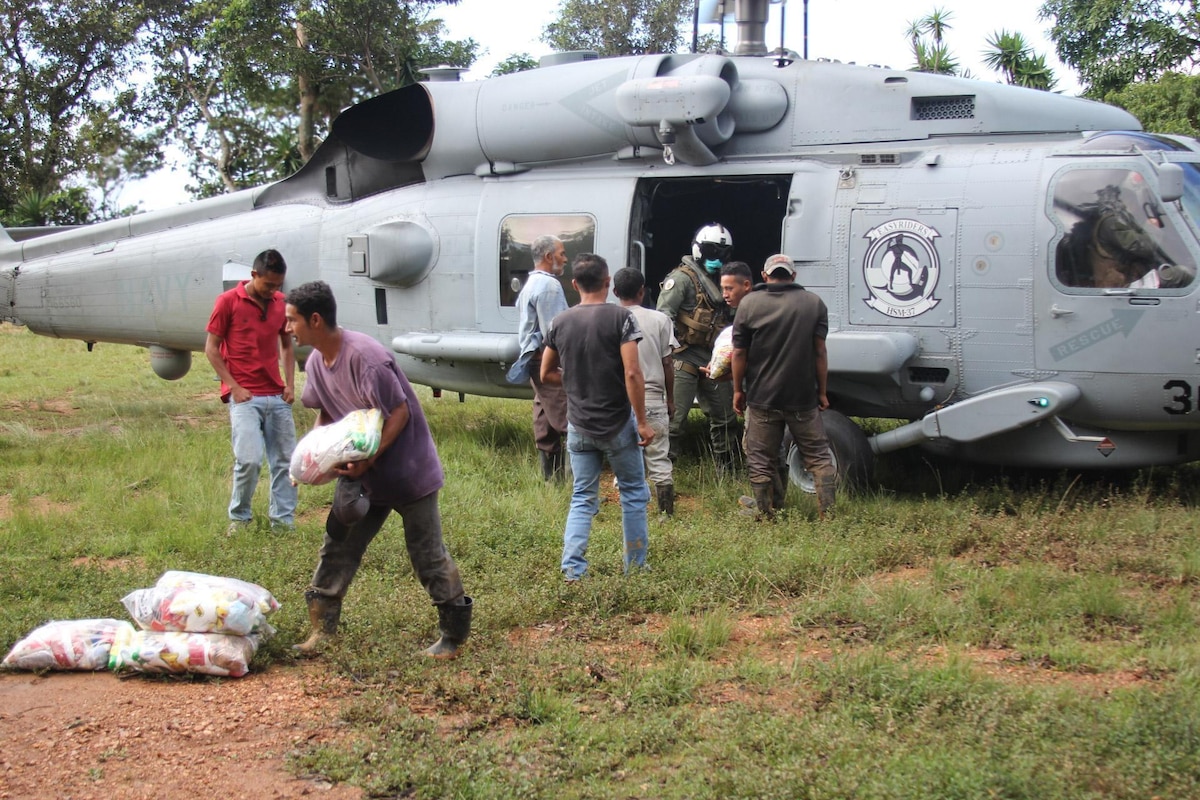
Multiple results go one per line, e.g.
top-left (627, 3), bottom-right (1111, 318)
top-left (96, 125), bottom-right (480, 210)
top-left (1051, 167), bottom-right (1196, 292)
top-left (499, 214), bottom-right (596, 307)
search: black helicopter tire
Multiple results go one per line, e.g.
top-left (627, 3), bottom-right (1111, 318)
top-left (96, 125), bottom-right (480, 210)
top-left (782, 409), bottom-right (873, 494)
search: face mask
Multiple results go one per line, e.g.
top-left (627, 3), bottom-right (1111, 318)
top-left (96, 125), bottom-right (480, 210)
top-left (703, 259), bottom-right (722, 273)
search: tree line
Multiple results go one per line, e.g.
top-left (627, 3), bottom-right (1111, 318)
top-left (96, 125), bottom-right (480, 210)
top-left (1, 0), bottom-right (1194, 228)
top-left (0, 0), bottom-right (478, 225)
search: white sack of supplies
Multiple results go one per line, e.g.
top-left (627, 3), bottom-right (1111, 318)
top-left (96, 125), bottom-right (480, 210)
top-left (121, 570), bottom-right (280, 637)
top-left (108, 628), bottom-right (260, 677)
top-left (3, 618), bottom-right (136, 671)
top-left (289, 408), bottom-right (384, 485)
top-left (707, 326), bottom-right (734, 380)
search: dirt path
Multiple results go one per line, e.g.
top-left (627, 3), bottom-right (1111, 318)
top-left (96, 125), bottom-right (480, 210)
top-left (0, 665), bottom-right (362, 800)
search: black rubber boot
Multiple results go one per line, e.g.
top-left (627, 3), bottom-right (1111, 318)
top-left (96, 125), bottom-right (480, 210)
top-left (423, 596), bottom-right (473, 659)
top-left (751, 482), bottom-right (775, 521)
top-left (293, 590), bottom-right (342, 656)
top-left (656, 484), bottom-right (675, 516)
top-left (540, 451), bottom-right (566, 483)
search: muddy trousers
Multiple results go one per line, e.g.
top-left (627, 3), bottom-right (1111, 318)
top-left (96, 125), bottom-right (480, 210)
top-left (744, 406), bottom-right (835, 516)
top-left (530, 363), bottom-right (568, 457)
top-left (308, 490), bottom-right (465, 607)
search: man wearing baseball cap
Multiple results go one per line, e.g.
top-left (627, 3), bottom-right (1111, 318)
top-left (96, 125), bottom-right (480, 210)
top-left (730, 253), bottom-right (836, 519)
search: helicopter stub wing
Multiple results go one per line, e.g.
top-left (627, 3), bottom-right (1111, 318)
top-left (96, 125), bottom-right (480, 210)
top-left (870, 382), bottom-right (1083, 455)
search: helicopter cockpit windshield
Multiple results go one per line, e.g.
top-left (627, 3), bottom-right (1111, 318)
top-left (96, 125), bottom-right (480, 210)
top-left (1051, 132), bottom-right (1200, 292)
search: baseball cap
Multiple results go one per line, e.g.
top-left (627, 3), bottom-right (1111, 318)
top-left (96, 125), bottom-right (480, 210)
top-left (763, 253), bottom-right (795, 277)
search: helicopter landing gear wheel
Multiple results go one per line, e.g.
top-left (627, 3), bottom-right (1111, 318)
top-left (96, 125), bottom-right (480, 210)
top-left (783, 409), bottom-right (873, 494)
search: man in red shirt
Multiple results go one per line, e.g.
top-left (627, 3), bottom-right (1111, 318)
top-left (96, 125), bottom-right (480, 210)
top-left (205, 249), bottom-right (298, 532)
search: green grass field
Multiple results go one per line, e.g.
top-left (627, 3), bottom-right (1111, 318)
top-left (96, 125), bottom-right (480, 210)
top-left (3, 323), bottom-right (1200, 798)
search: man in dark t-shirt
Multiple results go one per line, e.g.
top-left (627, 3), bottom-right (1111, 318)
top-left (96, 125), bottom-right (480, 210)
top-left (541, 254), bottom-right (655, 581)
top-left (731, 254), bottom-right (835, 520)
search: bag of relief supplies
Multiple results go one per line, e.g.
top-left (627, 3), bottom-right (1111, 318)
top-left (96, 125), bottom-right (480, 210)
top-left (289, 408), bottom-right (384, 485)
top-left (108, 628), bottom-right (259, 677)
top-left (3, 618), bottom-right (135, 671)
top-left (707, 326), bottom-right (734, 380)
top-left (121, 570), bottom-right (280, 637)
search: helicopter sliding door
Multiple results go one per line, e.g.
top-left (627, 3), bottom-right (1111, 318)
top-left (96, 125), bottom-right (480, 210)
top-left (477, 175), bottom-right (637, 332)
top-left (630, 174), bottom-right (792, 306)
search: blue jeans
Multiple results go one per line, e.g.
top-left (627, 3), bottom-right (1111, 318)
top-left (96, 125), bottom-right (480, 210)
top-left (562, 416), bottom-right (650, 579)
top-left (228, 394), bottom-right (297, 525)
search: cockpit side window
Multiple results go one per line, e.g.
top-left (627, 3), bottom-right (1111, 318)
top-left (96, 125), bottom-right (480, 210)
top-left (499, 214), bottom-right (596, 307)
top-left (1051, 168), bottom-right (1196, 292)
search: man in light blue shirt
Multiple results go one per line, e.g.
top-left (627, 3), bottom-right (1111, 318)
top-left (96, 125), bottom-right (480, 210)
top-left (509, 234), bottom-right (570, 481)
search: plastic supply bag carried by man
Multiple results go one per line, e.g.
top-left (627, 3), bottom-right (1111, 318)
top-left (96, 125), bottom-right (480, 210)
top-left (289, 408), bottom-right (384, 485)
top-left (707, 325), bottom-right (734, 379)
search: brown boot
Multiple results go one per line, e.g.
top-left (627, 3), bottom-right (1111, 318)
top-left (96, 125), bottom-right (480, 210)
top-left (293, 591), bottom-right (341, 656)
top-left (423, 597), bottom-right (473, 659)
top-left (814, 473), bottom-right (836, 521)
top-left (656, 484), bottom-right (675, 516)
top-left (772, 467), bottom-right (788, 512)
top-left (751, 482), bottom-right (775, 521)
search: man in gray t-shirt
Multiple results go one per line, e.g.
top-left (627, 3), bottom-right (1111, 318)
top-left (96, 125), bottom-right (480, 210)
top-left (613, 267), bottom-right (677, 515)
top-left (542, 254), bottom-right (655, 581)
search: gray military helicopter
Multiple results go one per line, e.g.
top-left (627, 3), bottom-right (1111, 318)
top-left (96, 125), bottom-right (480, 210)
top-left (3, 0), bottom-right (1199, 490)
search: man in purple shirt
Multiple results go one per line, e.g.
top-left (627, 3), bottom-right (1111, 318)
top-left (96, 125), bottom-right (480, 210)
top-left (284, 281), bottom-right (471, 658)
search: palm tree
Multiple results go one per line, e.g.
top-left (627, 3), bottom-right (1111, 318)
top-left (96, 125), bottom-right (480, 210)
top-left (907, 9), bottom-right (955, 74)
top-left (10, 190), bottom-right (56, 227)
top-left (983, 29), bottom-right (1057, 91)
top-left (983, 30), bottom-right (1027, 84)
top-left (923, 7), bottom-right (953, 45)
top-left (909, 9), bottom-right (959, 75)
top-left (1015, 53), bottom-right (1057, 91)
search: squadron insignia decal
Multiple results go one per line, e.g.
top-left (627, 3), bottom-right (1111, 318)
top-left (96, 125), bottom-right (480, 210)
top-left (862, 219), bottom-right (942, 318)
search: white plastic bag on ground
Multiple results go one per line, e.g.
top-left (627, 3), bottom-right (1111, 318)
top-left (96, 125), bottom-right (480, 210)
top-left (707, 326), bottom-right (734, 380)
top-left (2, 618), bottom-right (135, 671)
top-left (289, 408), bottom-right (384, 485)
top-left (121, 587), bottom-right (273, 637)
top-left (108, 628), bottom-right (259, 677)
top-left (122, 571), bottom-right (280, 636)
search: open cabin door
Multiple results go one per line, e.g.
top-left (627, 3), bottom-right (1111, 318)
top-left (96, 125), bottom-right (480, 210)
top-left (630, 173), bottom-right (792, 307)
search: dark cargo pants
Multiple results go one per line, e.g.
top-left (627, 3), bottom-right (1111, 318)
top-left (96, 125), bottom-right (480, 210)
top-left (309, 490), bottom-right (465, 606)
top-left (744, 406), bottom-right (835, 515)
